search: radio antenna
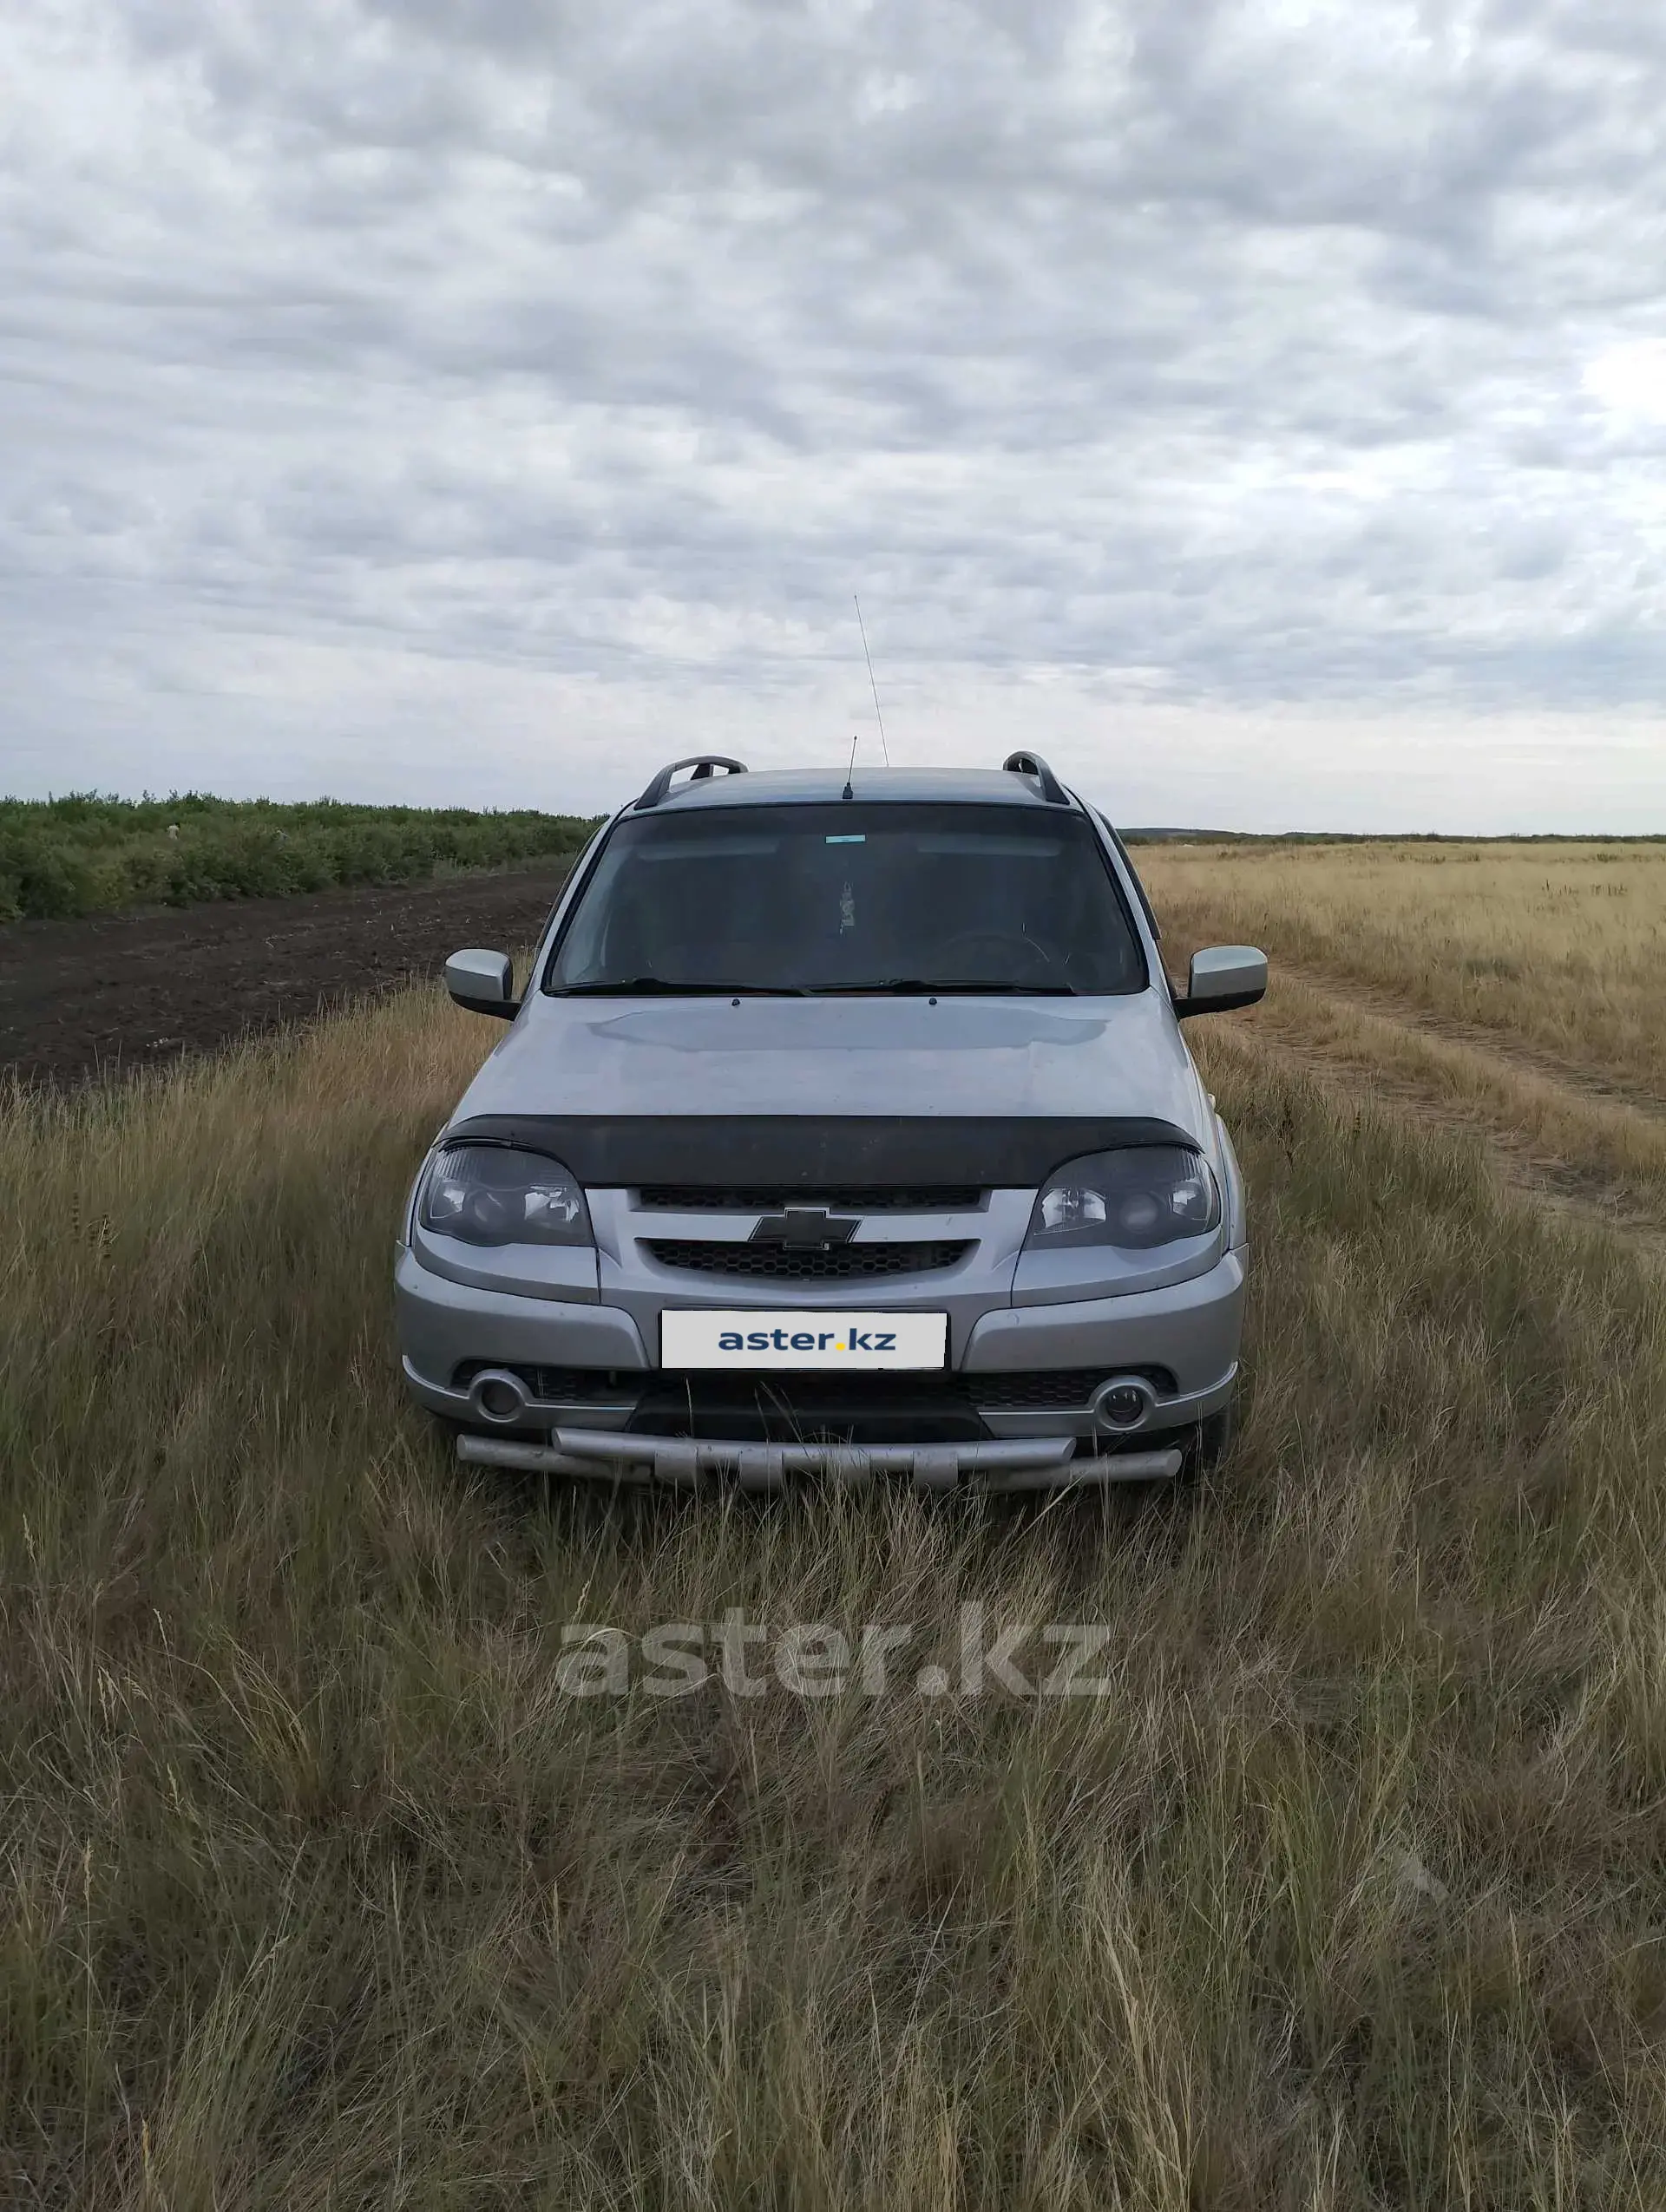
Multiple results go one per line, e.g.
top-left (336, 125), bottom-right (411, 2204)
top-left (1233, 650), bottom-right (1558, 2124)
top-left (855, 595), bottom-right (891, 766)
top-left (843, 731), bottom-right (858, 802)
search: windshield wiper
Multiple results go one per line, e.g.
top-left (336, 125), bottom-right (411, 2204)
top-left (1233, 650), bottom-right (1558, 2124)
top-left (551, 977), bottom-right (810, 997)
top-left (810, 979), bottom-right (1079, 997)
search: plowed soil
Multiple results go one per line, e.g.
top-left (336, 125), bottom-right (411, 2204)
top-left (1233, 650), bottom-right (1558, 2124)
top-left (0, 861), bottom-right (575, 1087)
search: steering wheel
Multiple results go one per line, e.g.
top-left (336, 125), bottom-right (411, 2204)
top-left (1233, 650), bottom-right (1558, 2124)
top-left (933, 926), bottom-right (1060, 978)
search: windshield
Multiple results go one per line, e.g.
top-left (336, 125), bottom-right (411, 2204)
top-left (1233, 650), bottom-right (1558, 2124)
top-left (544, 802), bottom-right (1147, 997)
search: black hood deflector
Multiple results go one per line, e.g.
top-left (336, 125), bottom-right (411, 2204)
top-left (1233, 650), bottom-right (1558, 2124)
top-left (443, 1115), bottom-right (1195, 1187)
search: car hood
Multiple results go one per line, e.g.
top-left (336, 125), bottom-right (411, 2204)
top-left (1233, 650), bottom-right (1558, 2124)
top-left (451, 991), bottom-right (1210, 1146)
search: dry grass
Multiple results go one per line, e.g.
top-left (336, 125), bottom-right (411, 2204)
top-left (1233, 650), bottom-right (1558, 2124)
top-left (5, 852), bottom-right (1666, 2207)
top-left (1144, 839), bottom-right (1666, 1254)
top-left (1141, 840), bottom-right (1666, 1100)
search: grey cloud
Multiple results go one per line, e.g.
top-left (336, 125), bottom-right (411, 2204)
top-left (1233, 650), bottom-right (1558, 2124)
top-left (3, 0), bottom-right (1665, 818)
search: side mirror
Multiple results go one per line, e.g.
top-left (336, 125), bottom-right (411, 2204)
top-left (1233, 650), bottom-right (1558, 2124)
top-left (445, 948), bottom-right (520, 1020)
top-left (1173, 945), bottom-right (1267, 1019)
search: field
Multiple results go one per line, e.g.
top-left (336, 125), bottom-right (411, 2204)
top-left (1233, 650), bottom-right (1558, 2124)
top-left (0, 862), bottom-right (577, 1088)
top-left (0, 796), bottom-right (597, 923)
top-left (1145, 841), bottom-right (1666, 1250)
top-left (4, 840), bottom-right (1666, 2208)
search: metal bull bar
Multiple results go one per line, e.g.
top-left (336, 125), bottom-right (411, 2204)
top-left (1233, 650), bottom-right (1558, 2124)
top-left (456, 1427), bottom-right (1184, 1492)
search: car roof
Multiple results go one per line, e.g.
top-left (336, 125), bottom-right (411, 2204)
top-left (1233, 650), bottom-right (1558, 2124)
top-left (640, 765), bottom-right (1080, 814)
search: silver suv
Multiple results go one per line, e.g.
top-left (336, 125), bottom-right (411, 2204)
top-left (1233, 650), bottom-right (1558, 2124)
top-left (396, 754), bottom-right (1267, 1492)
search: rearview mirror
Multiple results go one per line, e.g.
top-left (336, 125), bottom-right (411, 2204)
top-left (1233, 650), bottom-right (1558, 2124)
top-left (1173, 945), bottom-right (1267, 1019)
top-left (445, 948), bottom-right (520, 1020)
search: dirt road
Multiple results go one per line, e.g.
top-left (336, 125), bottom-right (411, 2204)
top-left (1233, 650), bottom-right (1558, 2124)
top-left (0, 861), bottom-right (575, 1087)
top-left (1200, 962), bottom-right (1666, 1264)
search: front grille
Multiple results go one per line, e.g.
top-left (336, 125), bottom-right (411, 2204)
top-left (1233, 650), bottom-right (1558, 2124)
top-left (637, 1184), bottom-right (984, 1213)
top-left (644, 1238), bottom-right (974, 1280)
top-left (626, 1370), bottom-right (1183, 1444)
top-left (629, 1372), bottom-right (985, 1444)
top-left (968, 1366), bottom-right (1176, 1410)
top-left (451, 1363), bottom-right (641, 1402)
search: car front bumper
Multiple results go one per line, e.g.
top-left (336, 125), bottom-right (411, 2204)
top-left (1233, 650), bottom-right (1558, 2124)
top-left (396, 1241), bottom-right (1244, 1485)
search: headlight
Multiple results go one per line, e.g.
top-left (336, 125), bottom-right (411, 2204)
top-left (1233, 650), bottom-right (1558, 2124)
top-left (1026, 1147), bottom-right (1220, 1251)
top-left (420, 1146), bottom-right (592, 1247)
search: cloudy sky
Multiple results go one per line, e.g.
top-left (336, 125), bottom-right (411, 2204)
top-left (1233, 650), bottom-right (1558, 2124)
top-left (3, 1), bottom-right (1665, 828)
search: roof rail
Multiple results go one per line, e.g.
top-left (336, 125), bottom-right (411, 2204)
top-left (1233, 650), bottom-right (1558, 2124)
top-left (633, 756), bottom-right (749, 811)
top-left (1001, 750), bottom-right (1069, 806)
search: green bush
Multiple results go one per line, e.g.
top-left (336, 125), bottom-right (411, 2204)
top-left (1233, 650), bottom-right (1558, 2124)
top-left (0, 794), bottom-right (600, 922)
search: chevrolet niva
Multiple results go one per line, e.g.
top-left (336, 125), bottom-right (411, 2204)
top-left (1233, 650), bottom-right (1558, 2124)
top-left (395, 754), bottom-right (1267, 1492)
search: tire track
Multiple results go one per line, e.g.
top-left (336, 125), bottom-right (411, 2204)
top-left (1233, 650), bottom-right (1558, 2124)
top-left (1219, 998), bottom-right (1666, 1265)
top-left (1269, 957), bottom-right (1666, 1124)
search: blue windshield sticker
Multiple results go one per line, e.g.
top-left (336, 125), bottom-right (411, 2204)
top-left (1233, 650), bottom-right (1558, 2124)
top-left (825, 834), bottom-right (866, 844)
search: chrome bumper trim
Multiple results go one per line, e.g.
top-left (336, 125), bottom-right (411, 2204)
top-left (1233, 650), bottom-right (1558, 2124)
top-left (455, 1428), bottom-right (1183, 1490)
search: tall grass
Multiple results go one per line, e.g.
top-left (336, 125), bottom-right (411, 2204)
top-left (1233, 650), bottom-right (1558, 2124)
top-left (1140, 839), bottom-right (1666, 1095)
top-left (0, 795), bottom-right (598, 922)
top-left (4, 978), bottom-right (1666, 2206)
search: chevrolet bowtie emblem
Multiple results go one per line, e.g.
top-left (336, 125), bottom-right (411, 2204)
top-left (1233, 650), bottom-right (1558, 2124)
top-left (751, 1207), bottom-right (861, 1247)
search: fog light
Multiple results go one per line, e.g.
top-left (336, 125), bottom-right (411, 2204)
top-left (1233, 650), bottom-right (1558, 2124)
top-left (476, 1375), bottom-right (524, 1423)
top-left (1099, 1384), bottom-right (1146, 1430)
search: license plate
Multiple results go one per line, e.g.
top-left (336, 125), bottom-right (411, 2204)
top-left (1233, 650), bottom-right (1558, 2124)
top-left (661, 1308), bottom-right (948, 1371)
